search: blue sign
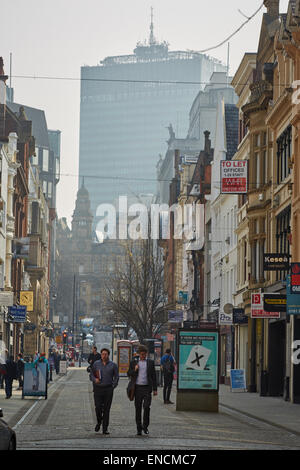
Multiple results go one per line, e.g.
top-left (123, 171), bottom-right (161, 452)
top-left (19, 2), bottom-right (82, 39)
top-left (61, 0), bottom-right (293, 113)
top-left (178, 330), bottom-right (219, 391)
top-left (168, 310), bottom-right (183, 322)
top-left (230, 369), bottom-right (246, 391)
top-left (8, 305), bottom-right (26, 323)
top-left (287, 276), bottom-right (300, 315)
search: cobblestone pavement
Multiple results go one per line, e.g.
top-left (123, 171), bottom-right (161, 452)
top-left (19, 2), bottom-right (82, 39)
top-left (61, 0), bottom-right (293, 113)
top-left (2, 367), bottom-right (300, 450)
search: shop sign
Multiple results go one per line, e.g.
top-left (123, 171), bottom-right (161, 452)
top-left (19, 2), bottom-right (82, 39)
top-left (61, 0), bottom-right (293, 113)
top-left (251, 293), bottom-right (280, 319)
top-left (263, 253), bottom-right (290, 271)
top-left (220, 160), bottom-right (248, 194)
top-left (291, 263), bottom-right (300, 294)
top-left (0, 292), bottom-right (14, 307)
top-left (233, 308), bottom-right (248, 324)
top-left (20, 291), bottom-right (34, 311)
top-left (287, 275), bottom-right (300, 315)
top-left (263, 294), bottom-right (286, 312)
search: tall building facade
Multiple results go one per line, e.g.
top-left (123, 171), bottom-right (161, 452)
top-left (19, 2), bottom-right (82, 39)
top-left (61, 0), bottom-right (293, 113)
top-left (79, 22), bottom-right (226, 224)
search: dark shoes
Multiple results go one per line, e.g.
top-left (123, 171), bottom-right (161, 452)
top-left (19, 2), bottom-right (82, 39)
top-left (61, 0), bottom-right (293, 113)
top-left (143, 427), bottom-right (149, 435)
top-left (95, 423), bottom-right (101, 432)
top-left (136, 429), bottom-right (142, 436)
top-left (103, 430), bottom-right (110, 435)
top-left (164, 400), bottom-right (174, 404)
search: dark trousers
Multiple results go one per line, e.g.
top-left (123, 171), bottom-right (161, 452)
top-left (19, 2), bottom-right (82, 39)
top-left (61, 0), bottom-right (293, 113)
top-left (5, 377), bottom-right (13, 398)
top-left (134, 385), bottom-right (152, 431)
top-left (93, 385), bottom-right (114, 431)
top-left (163, 373), bottom-right (173, 402)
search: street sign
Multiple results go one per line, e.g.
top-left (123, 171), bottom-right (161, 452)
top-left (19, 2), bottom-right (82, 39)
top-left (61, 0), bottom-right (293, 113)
top-left (230, 369), bottom-right (246, 392)
top-left (178, 330), bottom-right (219, 391)
top-left (8, 305), bottom-right (27, 322)
top-left (220, 160), bottom-right (248, 194)
top-left (20, 291), bottom-right (34, 311)
top-left (263, 253), bottom-right (290, 271)
top-left (251, 293), bottom-right (280, 319)
top-left (263, 294), bottom-right (286, 312)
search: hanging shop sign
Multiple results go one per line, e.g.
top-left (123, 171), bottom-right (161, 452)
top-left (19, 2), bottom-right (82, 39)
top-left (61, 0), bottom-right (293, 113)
top-left (177, 330), bottom-right (219, 391)
top-left (220, 160), bottom-right (248, 194)
top-left (251, 293), bottom-right (280, 319)
top-left (263, 253), bottom-right (290, 271)
top-left (233, 308), bottom-right (248, 324)
top-left (287, 275), bottom-right (300, 315)
top-left (291, 263), bottom-right (300, 294)
top-left (263, 294), bottom-right (286, 312)
top-left (20, 291), bottom-right (34, 312)
top-left (0, 292), bottom-right (14, 307)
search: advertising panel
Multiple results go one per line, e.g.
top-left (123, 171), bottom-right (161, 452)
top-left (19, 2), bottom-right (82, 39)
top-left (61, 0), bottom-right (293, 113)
top-left (168, 310), bottom-right (183, 322)
top-left (230, 369), bottom-right (246, 392)
top-left (178, 330), bottom-right (219, 391)
top-left (23, 363), bottom-right (48, 399)
top-left (251, 293), bottom-right (280, 319)
top-left (59, 361), bottom-right (67, 375)
top-left (220, 160), bottom-right (248, 194)
top-left (118, 345), bottom-right (131, 376)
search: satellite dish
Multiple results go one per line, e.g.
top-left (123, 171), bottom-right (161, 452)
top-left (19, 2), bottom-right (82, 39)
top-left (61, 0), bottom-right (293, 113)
top-left (223, 303), bottom-right (233, 315)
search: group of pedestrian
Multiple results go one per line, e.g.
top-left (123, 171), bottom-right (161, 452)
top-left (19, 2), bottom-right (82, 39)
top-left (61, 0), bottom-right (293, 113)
top-left (89, 344), bottom-right (176, 436)
top-left (0, 352), bottom-right (24, 399)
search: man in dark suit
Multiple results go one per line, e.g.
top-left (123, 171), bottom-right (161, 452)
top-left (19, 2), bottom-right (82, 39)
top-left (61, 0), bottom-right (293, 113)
top-left (127, 344), bottom-right (157, 436)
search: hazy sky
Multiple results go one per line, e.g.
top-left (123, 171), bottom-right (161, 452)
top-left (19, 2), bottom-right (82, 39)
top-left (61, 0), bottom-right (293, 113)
top-left (1, 0), bottom-right (290, 224)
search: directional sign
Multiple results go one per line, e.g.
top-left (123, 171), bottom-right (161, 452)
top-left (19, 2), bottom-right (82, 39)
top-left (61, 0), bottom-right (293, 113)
top-left (8, 305), bottom-right (27, 323)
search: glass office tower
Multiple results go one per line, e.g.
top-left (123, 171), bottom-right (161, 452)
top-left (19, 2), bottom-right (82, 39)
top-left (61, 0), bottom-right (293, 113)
top-left (79, 35), bottom-right (226, 221)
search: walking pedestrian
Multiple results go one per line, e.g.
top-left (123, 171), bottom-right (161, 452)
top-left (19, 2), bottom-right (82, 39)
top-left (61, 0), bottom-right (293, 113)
top-left (4, 356), bottom-right (17, 399)
top-left (161, 348), bottom-right (175, 404)
top-left (90, 348), bottom-right (119, 435)
top-left (54, 350), bottom-right (61, 374)
top-left (17, 353), bottom-right (25, 390)
top-left (88, 346), bottom-right (101, 366)
top-left (0, 349), bottom-right (8, 389)
top-left (127, 344), bottom-right (157, 436)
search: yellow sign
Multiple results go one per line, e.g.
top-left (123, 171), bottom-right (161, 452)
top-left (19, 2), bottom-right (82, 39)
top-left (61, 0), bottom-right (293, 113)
top-left (20, 291), bottom-right (34, 311)
top-left (56, 336), bottom-right (62, 344)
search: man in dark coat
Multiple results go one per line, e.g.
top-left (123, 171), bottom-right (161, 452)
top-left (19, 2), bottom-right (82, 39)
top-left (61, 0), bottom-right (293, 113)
top-left (127, 344), bottom-right (157, 436)
top-left (88, 346), bottom-right (101, 366)
top-left (4, 356), bottom-right (17, 399)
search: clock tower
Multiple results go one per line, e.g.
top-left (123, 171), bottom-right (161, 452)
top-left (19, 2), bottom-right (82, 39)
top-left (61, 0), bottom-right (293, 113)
top-left (71, 179), bottom-right (93, 241)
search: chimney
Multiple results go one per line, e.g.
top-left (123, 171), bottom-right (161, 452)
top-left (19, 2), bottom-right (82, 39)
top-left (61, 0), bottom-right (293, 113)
top-left (264, 0), bottom-right (279, 17)
top-left (204, 131), bottom-right (211, 153)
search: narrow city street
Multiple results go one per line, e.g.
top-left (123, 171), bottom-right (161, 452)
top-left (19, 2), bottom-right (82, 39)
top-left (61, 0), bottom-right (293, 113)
top-left (1, 366), bottom-right (300, 450)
